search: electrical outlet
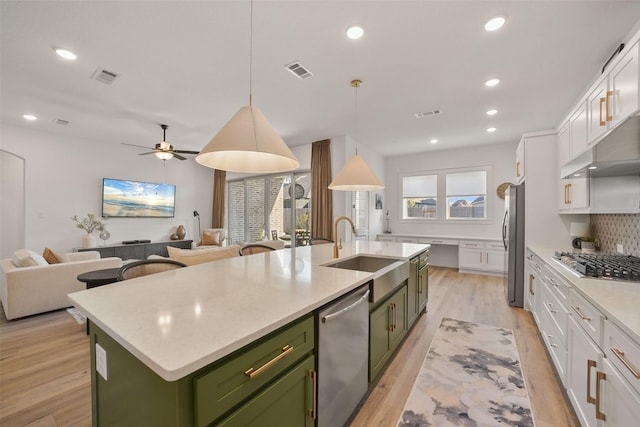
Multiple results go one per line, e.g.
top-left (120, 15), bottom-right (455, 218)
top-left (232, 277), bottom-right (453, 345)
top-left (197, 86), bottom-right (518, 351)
top-left (96, 343), bottom-right (108, 380)
top-left (616, 244), bottom-right (624, 254)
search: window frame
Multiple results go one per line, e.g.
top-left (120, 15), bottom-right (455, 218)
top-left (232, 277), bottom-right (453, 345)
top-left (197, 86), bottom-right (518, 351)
top-left (399, 166), bottom-right (492, 224)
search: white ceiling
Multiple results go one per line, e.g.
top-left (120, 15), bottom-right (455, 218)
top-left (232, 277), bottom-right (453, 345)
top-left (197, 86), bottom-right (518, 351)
top-left (2, 1), bottom-right (640, 159)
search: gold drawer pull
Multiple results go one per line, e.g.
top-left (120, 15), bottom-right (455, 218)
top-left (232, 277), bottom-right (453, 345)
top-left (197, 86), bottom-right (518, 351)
top-left (596, 371), bottom-right (606, 421)
top-left (547, 334), bottom-right (557, 348)
top-left (599, 97), bottom-right (606, 126)
top-left (572, 305), bottom-right (591, 321)
top-left (245, 345), bottom-right (294, 378)
top-left (587, 359), bottom-right (596, 404)
top-left (546, 302), bottom-right (558, 314)
top-left (606, 90), bottom-right (613, 122)
top-left (611, 347), bottom-right (640, 379)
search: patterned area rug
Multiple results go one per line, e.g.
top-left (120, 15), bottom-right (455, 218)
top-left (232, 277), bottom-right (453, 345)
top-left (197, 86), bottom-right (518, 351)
top-left (398, 318), bottom-right (534, 427)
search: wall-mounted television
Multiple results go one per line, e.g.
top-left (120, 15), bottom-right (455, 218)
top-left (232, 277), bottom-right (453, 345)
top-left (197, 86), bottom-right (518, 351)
top-left (102, 178), bottom-right (176, 218)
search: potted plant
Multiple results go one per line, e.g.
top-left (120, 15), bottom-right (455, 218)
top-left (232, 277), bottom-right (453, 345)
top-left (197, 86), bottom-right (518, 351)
top-left (72, 213), bottom-right (106, 248)
top-left (580, 236), bottom-right (597, 252)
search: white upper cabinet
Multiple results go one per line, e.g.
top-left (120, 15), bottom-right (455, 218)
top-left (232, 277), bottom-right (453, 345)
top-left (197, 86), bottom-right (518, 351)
top-left (587, 42), bottom-right (639, 145)
top-left (515, 138), bottom-right (525, 184)
top-left (571, 101), bottom-right (589, 158)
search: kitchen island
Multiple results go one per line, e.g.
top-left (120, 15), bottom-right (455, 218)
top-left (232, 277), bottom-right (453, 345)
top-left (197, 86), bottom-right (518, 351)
top-left (68, 241), bottom-right (428, 426)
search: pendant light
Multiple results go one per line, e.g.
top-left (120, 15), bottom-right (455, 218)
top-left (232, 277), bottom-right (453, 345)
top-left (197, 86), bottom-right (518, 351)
top-left (329, 79), bottom-right (384, 191)
top-left (196, 0), bottom-right (300, 173)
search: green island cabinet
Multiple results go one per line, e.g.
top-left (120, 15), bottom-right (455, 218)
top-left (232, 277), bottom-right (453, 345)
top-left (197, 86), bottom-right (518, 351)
top-left (369, 282), bottom-right (408, 382)
top-left (90, 314), bottom-right (315, 426)
top-left (407, 251), bottom-right (429, 327)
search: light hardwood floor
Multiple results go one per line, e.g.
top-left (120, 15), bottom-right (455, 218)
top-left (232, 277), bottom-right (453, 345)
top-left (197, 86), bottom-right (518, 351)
top-left (0, 267), bottom-right (579, 427)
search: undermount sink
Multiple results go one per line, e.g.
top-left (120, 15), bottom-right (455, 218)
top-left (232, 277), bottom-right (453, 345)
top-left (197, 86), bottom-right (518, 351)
top-left (324, 255), bottom-right (401, 273)
top-left (324, 255), bottom-right (409, 304)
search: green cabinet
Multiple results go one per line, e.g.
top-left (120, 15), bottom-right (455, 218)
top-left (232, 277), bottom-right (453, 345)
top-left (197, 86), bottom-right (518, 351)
top-left (407, 256), bottom-right (420, 326)
top-left (90, 314), bottom-right (315, 427)
top-left (215, 355), bottom-right (315, 427)
top-left (369, 283), bottom-right (407, 382)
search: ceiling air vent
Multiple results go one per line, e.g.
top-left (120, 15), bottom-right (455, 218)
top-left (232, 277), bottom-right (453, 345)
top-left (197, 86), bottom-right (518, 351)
top-left (54, 119), bottom-right (70, 126)
top-left (284, 61), bottom-right (313, 79)
top-left (414, 109), bottom-right (441, 119)
top-left (91, 67), bottom-right (120, 85)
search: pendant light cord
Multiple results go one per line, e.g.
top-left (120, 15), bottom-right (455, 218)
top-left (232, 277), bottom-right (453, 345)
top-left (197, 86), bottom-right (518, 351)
top-left (249, 0), bottom-right (253, 107)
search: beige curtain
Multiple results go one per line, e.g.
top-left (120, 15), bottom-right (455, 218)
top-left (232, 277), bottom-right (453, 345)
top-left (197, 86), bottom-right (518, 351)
top-left (212, 169), bottom-right (226, 228)
top-left (311, 139), bottom-right (333, 240)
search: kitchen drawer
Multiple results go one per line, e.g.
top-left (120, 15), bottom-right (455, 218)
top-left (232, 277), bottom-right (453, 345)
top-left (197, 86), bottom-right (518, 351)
top-left (194, 315), bottom-right (315, 427)
top-left (526, 251), bottom-right (544, 276)
top-left (541, 306), bottom-right (568, 386)
top-left (397, 236), bottom-right (418, 243)
top-left (485, 241), bottom-right (505, 250)
top-left (542, 265), bottom-right (571, 305)
top-left (604, 320), bottom-right (640, 396)
top-left (417, 238), bottom-right (458, 246)
top-left (459, 240), bottom-right (485, 249)
top-left (569, 288), bottom-right (604, 349)
top-left (541, 282), bottom-right (569, 350)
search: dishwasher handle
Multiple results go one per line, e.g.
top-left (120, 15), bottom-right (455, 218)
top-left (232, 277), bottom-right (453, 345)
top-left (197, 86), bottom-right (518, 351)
top-left (321, 289), bottom-right (370, 323)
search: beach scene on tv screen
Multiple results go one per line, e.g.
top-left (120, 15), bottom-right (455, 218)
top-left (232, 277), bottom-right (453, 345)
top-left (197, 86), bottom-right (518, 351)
top-left (103, 179), bottom-right (175, 217)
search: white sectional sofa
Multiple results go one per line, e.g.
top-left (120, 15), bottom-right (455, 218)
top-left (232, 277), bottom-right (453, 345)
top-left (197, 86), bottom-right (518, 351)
top-left (0, 251), bottom-right (122, 320)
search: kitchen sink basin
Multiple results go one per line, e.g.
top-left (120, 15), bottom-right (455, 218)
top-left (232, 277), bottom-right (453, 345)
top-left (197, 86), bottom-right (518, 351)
top-left (324, 255), bottom-right (401, 273)
top-left (324, 255), bottom-right (409, 304)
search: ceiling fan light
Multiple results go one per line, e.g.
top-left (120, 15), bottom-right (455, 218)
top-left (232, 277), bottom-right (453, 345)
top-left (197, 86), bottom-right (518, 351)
top-left (329, 154), bottom-right (384, 191)
top-left (155, 151), bottom-right (173, 160)
top-left (196, 105), bottom-right (300, 173)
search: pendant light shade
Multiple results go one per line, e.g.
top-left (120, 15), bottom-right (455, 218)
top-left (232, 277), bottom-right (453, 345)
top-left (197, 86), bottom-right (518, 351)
top-left (195, 105), bottom-right (300, 173)
top-left (329, 154), bottom-right (384, 191)
top-left (196, 0), bottom-right (300, 174)
top-left (329, 79), bottom-right (384, 191)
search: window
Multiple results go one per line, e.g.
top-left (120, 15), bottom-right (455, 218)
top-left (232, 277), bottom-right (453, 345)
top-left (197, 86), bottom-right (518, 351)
top-left (402, 174), bottom-right (437, 219)
top-left (446, 170), bottom-right (486, 219)
top-left (352, 191), bottom-right (369, 239)
top-left (401, 167), bottom-right (490, 222)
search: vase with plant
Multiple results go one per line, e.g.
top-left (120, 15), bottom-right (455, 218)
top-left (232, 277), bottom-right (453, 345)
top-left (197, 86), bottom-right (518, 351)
top-left (72, 213), bottom-right (106, 248)
top-left (580, 235), bottom-right (597, 252)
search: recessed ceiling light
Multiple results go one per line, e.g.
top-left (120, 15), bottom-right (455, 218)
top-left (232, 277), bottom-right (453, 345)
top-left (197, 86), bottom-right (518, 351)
top-left (573, 173), bottom-right (582, 177)
top-left (22, 114), bottom-right (37, 121)
top-left (486, 109), bottom-right (498, 116)
top-left (485, 78), bottom-right (500, 87)
top-left (484, 16), bottom-right (506, 31)
top-left (487, 127), bottom-right (497, 133)
top-left (588, 166), bottom-right (598, 170)
top-left (346, 25), bottom-right (364, 40)
top-left (430, 139), bottom-right (438, 144)
top-left (55, 48), bottom-right (77, 60)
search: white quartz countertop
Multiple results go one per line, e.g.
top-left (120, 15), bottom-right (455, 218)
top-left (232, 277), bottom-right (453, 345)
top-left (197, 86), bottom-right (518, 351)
top-left (68, 241), bottom-right (428, 381)
top-left (379, 233), bottom-right (503, 242)
top-left (528, 245), bottom-right (640, 344)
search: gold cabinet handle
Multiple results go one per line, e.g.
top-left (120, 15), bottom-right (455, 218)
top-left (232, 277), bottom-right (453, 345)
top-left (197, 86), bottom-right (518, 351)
top-left (535, 263), bottom-right (542, 273)
top-left (611, 347), bottom-right (640, 379)
top-left (564, 184), bottom-right (569, 205)
top-left (546, 302), bottom-right (558, 314)
top-left (587, 359), bottom-right (596, 404)
top-left (516, 161), bottom-right (521, 177)
top-left (606, 90), bottom-right (613, 121)
top-left (567, 183), bottom-right (572, 204)
top-left (393, 303), bottom-right (397, 331)
top-left (307, 370), bottom-right (317, 419)
top-left (388, 304), bottom-right (393, 332)
top-left (244, 345), bottom-right (294, 378)
top-left (571, 305), bottom-right (591, 321)
top-left (596, 371), bottom-right (606, 421)
top-left (599, 97), bottom-right (606, 126)
top-left (529, 274), bottom-right (535, 296)
top-left (547, 334), bottom-right (557, 348)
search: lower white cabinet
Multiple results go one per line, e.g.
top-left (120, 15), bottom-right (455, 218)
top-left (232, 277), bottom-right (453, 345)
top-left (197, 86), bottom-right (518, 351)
top-left (525, 250), bottom-right (543, 324)
top-left (600, 357), bottom-right (640, 426)
top-left (458, 240), bottom-right (506, 275)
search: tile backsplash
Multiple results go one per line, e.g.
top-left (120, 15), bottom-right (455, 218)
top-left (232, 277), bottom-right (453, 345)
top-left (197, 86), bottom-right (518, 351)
top-left (590, 214), bottom-right (639, 256)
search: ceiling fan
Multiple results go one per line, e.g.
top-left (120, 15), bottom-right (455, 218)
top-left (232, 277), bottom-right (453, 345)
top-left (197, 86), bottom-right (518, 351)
top-left (123, 124), bottom-right (199, 161)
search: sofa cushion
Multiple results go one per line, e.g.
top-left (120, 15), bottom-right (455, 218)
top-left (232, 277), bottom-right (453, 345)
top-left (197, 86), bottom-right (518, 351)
top-left (167, 245), bottom-right (240, 266)
top-left (201, 228), bottom-right (225, 246)
top-left (12, 249), bottom-right (49, 267)
top-left (42, 247), bottom-right (59, 264)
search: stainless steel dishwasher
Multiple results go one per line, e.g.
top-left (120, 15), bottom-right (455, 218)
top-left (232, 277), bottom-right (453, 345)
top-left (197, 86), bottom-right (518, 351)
top-left (317, 283), bottom-right (371, 427)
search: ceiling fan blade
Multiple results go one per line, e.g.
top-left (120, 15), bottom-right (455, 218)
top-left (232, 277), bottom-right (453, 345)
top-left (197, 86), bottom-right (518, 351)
top-left (173, 149), bottom-right (200, 155)
top-left (123, 142), bottom-right (154, 150)
top-left (138, 151), bottom-right (158, 156)
top-left (173, 153), bottom-right (187, 161)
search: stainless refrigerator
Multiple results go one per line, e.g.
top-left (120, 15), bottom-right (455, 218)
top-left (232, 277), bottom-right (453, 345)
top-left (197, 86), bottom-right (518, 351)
top-left (502, 183), bottom-right (525, 307)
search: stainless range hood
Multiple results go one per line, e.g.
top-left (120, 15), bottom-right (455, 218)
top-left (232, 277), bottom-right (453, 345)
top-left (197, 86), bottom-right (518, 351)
top-left (561, 115), bottom-right (640, 178)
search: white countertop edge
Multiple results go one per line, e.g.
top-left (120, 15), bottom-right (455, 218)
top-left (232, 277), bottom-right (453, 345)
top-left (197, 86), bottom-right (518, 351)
top-left (527, 245), bottom-right (640, 344)
top-left (69, 241), bottom-right (429, 382)
top-left (378, 233), bottom-right (503, 242)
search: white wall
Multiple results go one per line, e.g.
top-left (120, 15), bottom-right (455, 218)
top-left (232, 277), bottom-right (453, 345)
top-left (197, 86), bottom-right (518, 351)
top-left (385, 141), bottom-right (516, 239)
top-left (0, 150), bottom-right (26, 258)
top-left (1, 124), bottom-right (214, 253)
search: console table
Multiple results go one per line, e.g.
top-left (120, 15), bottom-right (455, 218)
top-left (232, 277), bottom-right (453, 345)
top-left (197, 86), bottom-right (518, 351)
top-left (77, 240), bottom-right (192, 260)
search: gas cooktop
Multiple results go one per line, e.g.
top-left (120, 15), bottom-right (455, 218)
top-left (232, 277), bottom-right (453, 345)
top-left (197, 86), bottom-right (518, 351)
top-left (554, 251), bottom-right (640, 282)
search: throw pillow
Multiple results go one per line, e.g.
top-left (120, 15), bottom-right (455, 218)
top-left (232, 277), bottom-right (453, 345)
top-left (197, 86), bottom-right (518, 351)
top-left (52, 249), bottom-right (71, 263)
top-left (201, 228), bottom-right (225, 246)
top-left (167, 245), bottom-right (240, 266)
top-left (42, 247), bottom-right (60, 264)
top-left (12, 249), bottom-right (49, 267)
